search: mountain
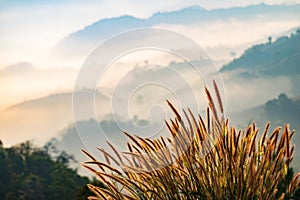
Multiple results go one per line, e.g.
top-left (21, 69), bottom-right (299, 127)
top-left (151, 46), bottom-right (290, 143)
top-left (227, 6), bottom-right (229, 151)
top-left (51, 116), bottom-right (166, 176)
top-left (55, 3), bottom-right (300, 57)
top-left (150, 4), bottom-right (299, 24)
top-left (232, 94), bottom-right (300, 130)
top-left (0, 91), bottom-right (110, 146)
top-left (218, 29), bottom-right (300, 113)
top-left (220, 29), bottom-right (300, 76)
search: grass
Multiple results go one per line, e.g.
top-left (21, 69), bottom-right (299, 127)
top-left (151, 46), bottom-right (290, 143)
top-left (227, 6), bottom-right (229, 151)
top-left (82, 81), bottom-right (300, 199)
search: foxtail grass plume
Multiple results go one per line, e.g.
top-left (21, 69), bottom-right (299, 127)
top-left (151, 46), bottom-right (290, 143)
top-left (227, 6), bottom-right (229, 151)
top-left (82, 82), bottom-right (300, 200)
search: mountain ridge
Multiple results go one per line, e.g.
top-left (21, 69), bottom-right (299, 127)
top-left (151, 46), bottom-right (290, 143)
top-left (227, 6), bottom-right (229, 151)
top-left (57, 3), bottom-right (300, 50)
top-left (220, 29), bottom-right (300, 76)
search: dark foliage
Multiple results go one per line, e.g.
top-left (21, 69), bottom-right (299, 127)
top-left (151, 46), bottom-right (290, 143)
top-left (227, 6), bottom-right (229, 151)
top-left (0, 140), bottom-right (95, 200)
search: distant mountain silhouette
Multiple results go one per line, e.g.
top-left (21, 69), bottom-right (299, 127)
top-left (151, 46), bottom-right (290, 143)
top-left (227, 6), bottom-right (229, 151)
top-left (51, 116), bottom-right (163, 176)
top-left (232, 94), bottom-right (300, 130)
top-left (56, 3), bottom-right (300, 55)
top-left (220, 29), bottom-right (300, 76)
top-left (0, 91), bottom-right (110, 146)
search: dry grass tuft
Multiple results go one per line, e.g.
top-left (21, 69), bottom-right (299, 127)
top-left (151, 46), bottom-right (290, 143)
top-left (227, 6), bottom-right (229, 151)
top-left (82, 83), bottom-right (300, 199)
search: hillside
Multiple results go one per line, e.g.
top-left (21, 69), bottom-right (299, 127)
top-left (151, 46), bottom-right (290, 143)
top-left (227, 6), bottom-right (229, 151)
top-left (220, 29), bottom-right (300, 76)
top-left (232, 94), bottom-right (300, 130)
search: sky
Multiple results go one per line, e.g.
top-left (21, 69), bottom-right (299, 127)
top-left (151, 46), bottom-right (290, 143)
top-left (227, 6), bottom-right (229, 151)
top-left (1, 0), bottom-right (300, 147)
